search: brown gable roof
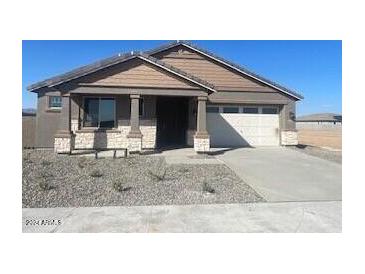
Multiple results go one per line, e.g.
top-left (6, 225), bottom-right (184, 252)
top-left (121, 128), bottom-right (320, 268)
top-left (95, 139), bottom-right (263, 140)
top-left (27, 41), bottom-right (303, 100)
top-left (147, 41), bottom-right (304, 100)
top-left (27, 52), bottom-right (216, 93)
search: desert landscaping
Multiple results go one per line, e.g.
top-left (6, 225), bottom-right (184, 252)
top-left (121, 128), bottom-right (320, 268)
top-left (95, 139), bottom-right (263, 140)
top-left (22, 150), bottom-right (264, 208)
top-left (297, 128), bottom-right (342, 150)
top-left (292, 127), bottom-right (342, 163)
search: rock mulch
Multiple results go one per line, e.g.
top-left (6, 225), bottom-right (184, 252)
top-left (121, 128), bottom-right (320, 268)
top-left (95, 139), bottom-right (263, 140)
top-left (22, 149), bottom-right (265, 208)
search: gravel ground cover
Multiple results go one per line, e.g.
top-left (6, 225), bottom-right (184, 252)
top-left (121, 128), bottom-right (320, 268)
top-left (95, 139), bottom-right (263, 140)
top-left (22, 150), bottom-right (264, 208)
top-left (290, 145), bottom-right (342, 164)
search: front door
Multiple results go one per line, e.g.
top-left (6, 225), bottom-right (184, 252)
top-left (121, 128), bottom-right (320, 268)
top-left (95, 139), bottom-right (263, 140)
top-left (156, 97), bottom-right (188, 148)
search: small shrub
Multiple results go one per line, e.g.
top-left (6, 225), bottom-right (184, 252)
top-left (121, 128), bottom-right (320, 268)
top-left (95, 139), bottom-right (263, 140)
top-left (148, 158), bottom-right (167, 181)
top-left (125, 157), bottom-right (137, 167)
top-left (41, 160), bottom-right (52, 166)
top-left (148, 168), bottom-right (166, 181)
top-left (39, 180), bottom-right (54, 191)
top-left (113, 181), bottom-right (132, 192)
top-left (202, 182), bottom-right (215, 194)
top-left (78, 157), bottom-right (88, 169)
top-left (90, 169), bottom-right (103, 178)
top-left (39, 171), bottom-right (53, 179)
top-left (23, 152), bottom-right (32, 163)
top-left (179, 167), bottom-right (189, 173)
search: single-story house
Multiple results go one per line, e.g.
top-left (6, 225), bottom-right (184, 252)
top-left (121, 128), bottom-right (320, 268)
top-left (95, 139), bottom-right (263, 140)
top-left (27, 41), bottom-right (303, 154)
top-left (296, 113), bottom-right (342, 129)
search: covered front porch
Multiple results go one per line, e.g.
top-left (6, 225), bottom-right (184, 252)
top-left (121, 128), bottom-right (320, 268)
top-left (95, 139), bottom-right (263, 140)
top-left (54, 87), bottom-right (210, 154)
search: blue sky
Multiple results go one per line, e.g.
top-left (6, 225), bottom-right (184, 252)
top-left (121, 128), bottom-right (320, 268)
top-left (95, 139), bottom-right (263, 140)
top-left (22, 40), bottom-right (342, 115)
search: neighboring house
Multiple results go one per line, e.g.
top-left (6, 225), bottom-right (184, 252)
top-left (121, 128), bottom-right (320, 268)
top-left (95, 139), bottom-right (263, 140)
top-left (27, 41), bottom-right (303, 154)
top-left (22, 109), bottom-right (36, 148)
top-left (296, 113), bottom-right (342, 129)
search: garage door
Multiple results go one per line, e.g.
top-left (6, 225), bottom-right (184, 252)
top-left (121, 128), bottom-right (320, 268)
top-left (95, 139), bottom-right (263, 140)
top-left (207, 106), bottom-right (280, 147)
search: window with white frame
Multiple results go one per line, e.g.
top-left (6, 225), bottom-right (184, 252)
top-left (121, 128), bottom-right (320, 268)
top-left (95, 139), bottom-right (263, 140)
top-left (49, 96), bottom-right (62, 108)
top-left (83, 97), bottom-right (115, 128)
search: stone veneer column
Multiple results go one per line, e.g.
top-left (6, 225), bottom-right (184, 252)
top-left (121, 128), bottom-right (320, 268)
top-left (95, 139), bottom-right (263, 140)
top-left (127, 94), bottom-right (143, 152)
top-left (54, 95), bottom-right (74, 154)
top-left (194, 96), bottom-right (210, 153)
top-left (280, 103), bottom-right (298, 146)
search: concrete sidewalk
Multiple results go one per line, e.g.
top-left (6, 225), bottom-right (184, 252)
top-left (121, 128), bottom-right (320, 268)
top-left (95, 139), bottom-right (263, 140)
top-left (22, 201), bottom-right (341, 233)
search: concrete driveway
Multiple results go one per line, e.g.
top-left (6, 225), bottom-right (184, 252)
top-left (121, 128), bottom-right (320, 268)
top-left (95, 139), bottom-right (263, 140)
top-left (22, 201), bottom-right (341, 233)
top-left (214, 147), bottom-right (342, 202)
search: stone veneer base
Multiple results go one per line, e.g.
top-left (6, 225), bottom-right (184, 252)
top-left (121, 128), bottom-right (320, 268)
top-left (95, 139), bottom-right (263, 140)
top-left (127, 137), bottom-right (143, 152)
top-left (281, 130), bottom-right (298, 146)
top-left (54, 136), bottom-right (73, 154)
top-left (72, 120), bottom-right (156, 150)
top-left (194, 137), bottom-right (210, 153)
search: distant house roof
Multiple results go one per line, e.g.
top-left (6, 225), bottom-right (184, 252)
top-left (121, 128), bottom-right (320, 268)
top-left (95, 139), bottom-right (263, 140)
top-left (22, 108), bottom-right (36, 116)
top-left (296, 113), bottom-right (342, 122)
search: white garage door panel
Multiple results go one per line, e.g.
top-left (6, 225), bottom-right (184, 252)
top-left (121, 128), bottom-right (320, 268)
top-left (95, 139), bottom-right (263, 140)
top-left (207, 113), bottom-right (280, 147)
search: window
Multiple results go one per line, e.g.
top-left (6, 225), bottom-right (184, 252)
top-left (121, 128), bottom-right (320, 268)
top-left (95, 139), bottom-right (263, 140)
top-left (139, 97), bottom-right (144, 117)
top-left (49, 96), bottom-right (62, 108)
top-left (223, 107), bottom-right (239, 113)
top-left (207, 106), bottom-right (219, 113)
top-left (84, 97), bottom-right (115, 128)
top-left (243, 107), bottom-right (259, 114)
top-left (262, 107), bottom-right (278, 114)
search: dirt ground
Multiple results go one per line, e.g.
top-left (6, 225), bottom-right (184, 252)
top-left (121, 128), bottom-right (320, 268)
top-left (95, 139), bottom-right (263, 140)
top-left (297, 128), bottom-right (342, 150)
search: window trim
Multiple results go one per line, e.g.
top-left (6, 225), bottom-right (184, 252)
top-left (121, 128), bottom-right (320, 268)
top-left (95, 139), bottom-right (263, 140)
top-left (48, 95), bottom-right (62, 109)
top-left (82, 96), bottom-right (117, 129)
top-left (207, 104), bottom-right (279, 114)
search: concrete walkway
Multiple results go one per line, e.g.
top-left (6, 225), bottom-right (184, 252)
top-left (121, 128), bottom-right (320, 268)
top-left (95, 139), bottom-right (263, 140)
top-left (149, 148), bottom-right (220, 165)
top-left (22, 201), bottom-right (341, 233)
top-left (214, 147), bottom-right (342, 202)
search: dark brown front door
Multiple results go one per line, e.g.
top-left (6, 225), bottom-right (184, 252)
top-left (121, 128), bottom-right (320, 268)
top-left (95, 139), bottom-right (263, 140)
top-left (156, 97), bottom-right (188, 148)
